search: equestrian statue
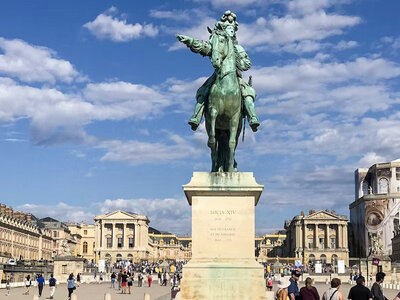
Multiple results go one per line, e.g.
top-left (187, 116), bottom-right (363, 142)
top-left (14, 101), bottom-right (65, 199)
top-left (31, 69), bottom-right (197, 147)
top-left (177, 11), bottom-right (260, 172)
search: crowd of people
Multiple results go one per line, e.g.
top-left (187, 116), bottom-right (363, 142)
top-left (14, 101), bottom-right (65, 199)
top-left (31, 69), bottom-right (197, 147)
top-left (274, 270), bottom-right (393, 300)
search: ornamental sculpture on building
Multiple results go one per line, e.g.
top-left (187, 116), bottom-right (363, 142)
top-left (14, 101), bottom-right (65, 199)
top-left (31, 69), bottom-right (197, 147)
top-left (177, 10), bottom-right (260, 172)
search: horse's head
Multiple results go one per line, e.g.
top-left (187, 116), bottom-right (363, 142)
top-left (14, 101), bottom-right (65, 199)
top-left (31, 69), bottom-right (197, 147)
top-left (210, 25), bottom-right (235, 70)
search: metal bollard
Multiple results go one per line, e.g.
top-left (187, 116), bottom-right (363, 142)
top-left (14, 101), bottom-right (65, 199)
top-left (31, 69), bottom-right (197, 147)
top-left (71, 294), bottom-right (78, 300)
top-left (33, 295), bottom-right (39, 300)
top-left (144, 293), bottom-right (151, 300)
top-left (104, 293), bottom-right (112, 300)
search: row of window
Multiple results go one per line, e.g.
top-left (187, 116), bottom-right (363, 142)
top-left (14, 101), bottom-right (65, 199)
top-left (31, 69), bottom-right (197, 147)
top-left (307, 238), bottom-right (337, 249)
top-left (106, 237), bottom-right (135, 249)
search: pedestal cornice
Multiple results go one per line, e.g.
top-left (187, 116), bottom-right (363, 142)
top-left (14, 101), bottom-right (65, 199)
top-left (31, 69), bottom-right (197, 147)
top-left (182, 172), bottom-right (264, 205)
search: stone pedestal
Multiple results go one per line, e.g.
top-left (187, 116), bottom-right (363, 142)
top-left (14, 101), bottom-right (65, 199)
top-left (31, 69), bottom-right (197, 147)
top-left (53, 255), bottom-right (85, 282)
top-left (181, 172), bottom-right (265, 300)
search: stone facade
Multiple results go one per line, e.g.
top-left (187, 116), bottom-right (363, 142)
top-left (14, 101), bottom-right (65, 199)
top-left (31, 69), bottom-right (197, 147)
top-left (94, 210), bottom-right (149, 263)
top-left (284, 210), bottom-right (349, 266)
top-left (351, 160), bottom-right (400, 258)
top-left (0, 204), bottom-right (52, 261)
top-left (41, 217), bottom-right (81, 258)
top-left (149, 233), bottom-right (192, 262)
top-left (256, 232), bottom-right (286, 261)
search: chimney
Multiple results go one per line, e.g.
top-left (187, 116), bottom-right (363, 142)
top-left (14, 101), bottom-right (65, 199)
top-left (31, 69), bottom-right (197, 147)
top-left (5, 207), bottom-right (14, 216)
top-left (309, 209), bottom-right (315, 215)
top-left (26, 214), bottom-right (32, 223)
top-left (300, 211), bottom-right (305, 217)
top-left (331, 210), bottom-right (336, 215)
top-left (0, 204), bottom-right (6, 214)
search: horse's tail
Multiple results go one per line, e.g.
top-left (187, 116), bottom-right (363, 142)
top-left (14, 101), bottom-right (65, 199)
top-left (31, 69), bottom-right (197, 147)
top-left (241, 75), bottom-right (253, 142)
top-left (242, 117), bottom-right (245, 142)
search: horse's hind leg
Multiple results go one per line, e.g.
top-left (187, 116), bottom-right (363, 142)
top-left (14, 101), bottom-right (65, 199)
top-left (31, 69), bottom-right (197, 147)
top-left (207, 107), bottom-right (218, 172)
top-left (228, 111), bottom-right (240, 172)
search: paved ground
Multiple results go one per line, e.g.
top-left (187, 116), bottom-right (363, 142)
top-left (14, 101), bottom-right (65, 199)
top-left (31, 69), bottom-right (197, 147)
top-left (3, 281), bottom-right (400, 300)
top-left (0, 282), bottom-right (171, 300)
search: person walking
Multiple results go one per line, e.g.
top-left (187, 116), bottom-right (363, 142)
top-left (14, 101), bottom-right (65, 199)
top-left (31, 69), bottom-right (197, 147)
top-left (111, 272), bottom-right (116, 288)
top-left (371, 272), bottom-right (388, 300)
top-left (37, 274), bottom-right (45, 297)
top-left (23, 275), bottom-right (31, 295)
top-left (76, 273), bottom-right (81, 287)
top-left (138, 272), bottom-right (143, 287)
top-left (121, 271), bottom-right (128, 294)
top-left (348, 276), bottom-right (373, 300)
top-left (99, 271), bottom-right (103, 284)
top-left (148, 274), bottom-right (153, 287)
top-left (267, 277), bottom-right (273, 291)
top-left (127, 273), bottom-right (133, 294)
top-left (67, 273), bottom-right (75, 300)
top-left (48, 274), bottom-right (57, 299)
top-left (300, 277), bottom-right (319, 300)
top-left (276, 277), bottom-right (291, 300)
top-left (322, 278), bottom-right (343, 300)
top-left (117, 271), bottom-right (122, 290)
top-left (5, 278), bottom-right (11, 296)
top-left (158, 271), bottom-right (161, 285)
top-left (288, 270), bottom-right (301, 300)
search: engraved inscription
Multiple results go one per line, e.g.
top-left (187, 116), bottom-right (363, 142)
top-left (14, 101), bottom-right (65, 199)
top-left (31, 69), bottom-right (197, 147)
top-left (208, 209), bottom-right (238, 242)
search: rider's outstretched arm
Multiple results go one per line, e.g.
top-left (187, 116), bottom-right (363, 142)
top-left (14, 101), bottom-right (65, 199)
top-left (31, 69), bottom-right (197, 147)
top-left (176, 34), bottom-right (211, 57)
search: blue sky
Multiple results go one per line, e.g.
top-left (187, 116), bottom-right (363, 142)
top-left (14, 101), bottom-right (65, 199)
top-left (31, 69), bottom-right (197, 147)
top-left (1, 0), bottom-right (400, 235)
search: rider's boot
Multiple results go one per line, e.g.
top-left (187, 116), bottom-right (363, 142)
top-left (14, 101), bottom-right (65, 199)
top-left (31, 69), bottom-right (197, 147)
top-left (188, 102), bottom-right (204, 131)
top-left (244, 96), bottom-right (260, 132)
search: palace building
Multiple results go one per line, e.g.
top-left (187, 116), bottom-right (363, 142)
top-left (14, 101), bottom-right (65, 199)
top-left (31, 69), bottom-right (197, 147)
top-left (0, 204), bottom-right (53, 262)
top-left (284, 209), bottom-right (349, 266)
top-left (256, 232), bottom-right (286, 262)
top-left (93, 211), bottom-right (150, 263)
top-left (351, 159), bottom-right (400, 258)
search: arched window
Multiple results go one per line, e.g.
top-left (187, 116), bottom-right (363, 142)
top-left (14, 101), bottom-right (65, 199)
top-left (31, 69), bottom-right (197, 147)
top-left (170, 239), bottom-right (175, 245)
top-left (362, 181), bottom-right (369, 196)
top-left (105, 253), bottom-right (111, 261)
top-left (320, 254), bottom-right (327, 264)
top-left (116, 253), bottom-right (122, 261)
top-left (127, 254), bottom-right (133, 261)
top-left (379, 177), bottom-right (389, 194)
top-left (83, 242), bottom-right (88, 254)
top-left (309, 254), bottom-right (315, 262)
top-left (331, 254), bottom-right (338, 266)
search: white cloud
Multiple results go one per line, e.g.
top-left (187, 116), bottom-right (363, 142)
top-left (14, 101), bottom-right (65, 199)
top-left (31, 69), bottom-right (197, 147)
top-left (238, 11), bottom-right (360, 47)
top-left (0, 38), bottom-right (79, 84)
top-left (83, 8), bottom-right (158, 42)
top-left (17, 202), bottom-right (94, 223)
top-left (334, 40), bottom-right (358, 50)
top-left (84, 81), bottom-right (169, 118)
top-left (381, 36), bottom-right (400, 50)
top-left (287, 0), bottom-right (351, 15)
top-left (97, 134), bottom-right (201, 165)
top-left (149, 9), bottom-right (192, 22)
top-left (251, 57), bottom-right (400, 94)
top-left (193, 0), bottom-right (270, 8)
